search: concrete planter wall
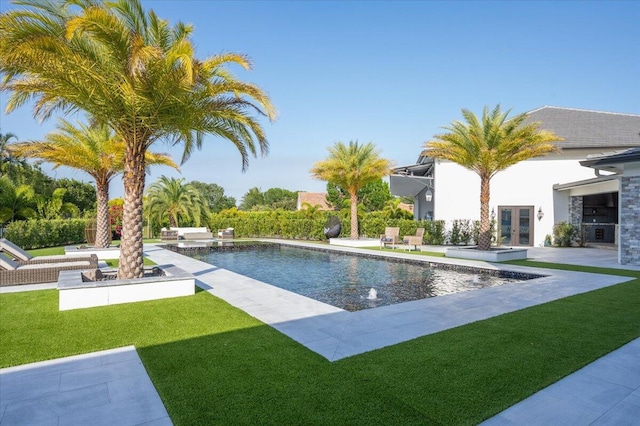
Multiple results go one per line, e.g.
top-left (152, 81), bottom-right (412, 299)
top-left (58, 264), bottom-right (195, 311)
top-left (445, 246), bottom-right (528, 262)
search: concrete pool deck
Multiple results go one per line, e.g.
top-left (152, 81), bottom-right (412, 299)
top-left (1, 242), bottom-right (639, 424)
top-left (146, 241), bottom-right (637, 361)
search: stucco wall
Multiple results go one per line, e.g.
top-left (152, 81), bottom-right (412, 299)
top-left (433, 157), bottom-right (599, 246)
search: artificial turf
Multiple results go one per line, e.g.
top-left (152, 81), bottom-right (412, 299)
top-left (1, 263), bottom-right (639, 424)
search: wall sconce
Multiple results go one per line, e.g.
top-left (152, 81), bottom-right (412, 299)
top-left (425, 188), bottom-right (433, 203)
top-left (537, 207), bottom-right (544, 221)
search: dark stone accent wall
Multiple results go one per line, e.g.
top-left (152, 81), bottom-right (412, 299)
top-left (620, 176), bottom-right (640, 265)
top-left (569, 196), bottom-right (583, 226)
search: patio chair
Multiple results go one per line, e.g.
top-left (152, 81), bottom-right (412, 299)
top-left (218, 228), bottom-right (235, 239)
top-left (0, 252), bottom-right (98, 286)
top-left (380, 227), bottom-right (400, 249)
top-left (0, 238), bottom-right (97, 265)
top-left (402, 228), bottom-right (425, 251)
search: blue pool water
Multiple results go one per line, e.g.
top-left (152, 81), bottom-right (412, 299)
top-left (186, 244), bottom-right (531, 311)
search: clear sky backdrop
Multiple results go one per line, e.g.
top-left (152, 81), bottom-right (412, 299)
top-left (1, 0), bottom-right (639, 203)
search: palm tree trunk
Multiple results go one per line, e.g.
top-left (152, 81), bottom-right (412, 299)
top-left (118, 142), bottom-right (146, 279)
top-left (478, 175), bottom-right (491, 250)
top-left (350, 192), bottom-right (359, 240)
top-left (95, 180), bottom-right (111, 248)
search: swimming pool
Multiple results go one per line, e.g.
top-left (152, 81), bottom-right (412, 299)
top-left (174, 242), bottom-right (540, 311)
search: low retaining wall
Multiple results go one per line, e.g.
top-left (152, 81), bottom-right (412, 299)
top-left (64, 245), bottom-right (121, 261)
top-left (58, 264), bottom-right (195, 311)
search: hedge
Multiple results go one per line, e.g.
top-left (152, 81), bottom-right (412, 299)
top-left (3, 219), bottom-right (89, 249)
top-left (207, 209), bottom-right (472, 245)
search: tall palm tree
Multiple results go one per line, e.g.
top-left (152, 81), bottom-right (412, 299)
top-left (145, 176), bottom-right (209, 229)
top-left (9, 119), bottom-right (178, 248)
top-left (425, 105), bottom-right (562, 250)
top-left (311, 141), bottom-right (392, 240)
top-left (0, 0), bottom-right (275, 278)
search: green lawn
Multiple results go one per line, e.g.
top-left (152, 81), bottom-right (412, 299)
top-left (1, 262), bottom-right (639, 424)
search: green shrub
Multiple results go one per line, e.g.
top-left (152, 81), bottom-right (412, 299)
top-left (4, 219), bottom-right (88, 249)
top-left (553, 222), bottom-right (578, 247)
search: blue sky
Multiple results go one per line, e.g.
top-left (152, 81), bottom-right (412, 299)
top-left (1, 0), bottom-right (639, 202)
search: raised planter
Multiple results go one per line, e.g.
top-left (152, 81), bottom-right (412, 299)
top-left (65, 245), bottom-right (121, 261)
top-left (57, 264), bottom-right (195, 311)
top-left (445, 246), bottom-right (528, 262)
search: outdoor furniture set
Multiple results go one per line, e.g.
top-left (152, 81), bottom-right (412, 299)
top-left (0, 238), bottom-right (98, 286)
top-left (380, 227), bottom-right (425, 250)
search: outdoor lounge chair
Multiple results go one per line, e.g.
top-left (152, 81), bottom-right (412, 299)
top-left (0, 252), bottom-right (98, 286)
top-left (218, 228), bottom-right (235, 239)
top-left (0, 238), bottom-right (98, 265)
top-left (402, 228), bottom-right (425, 251)
top-left (380, 227), bottom-right (400, 249)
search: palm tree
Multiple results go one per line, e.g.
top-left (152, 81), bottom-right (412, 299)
top-left (145, 176), bottom-right (209, 229)
top-left (0, 176), bottom-right (37, 224)
top-left (425, 105), bottom-right (562, 250)
top-left (9, 119), bottom-right (178, 248)
top-left (311, 141), bottom-right (392, 239)
top-left (0, 0), bottom-right (275, 278)
top-left (0, 131), bottom-right (23, 175)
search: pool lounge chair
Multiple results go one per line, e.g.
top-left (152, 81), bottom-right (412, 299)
top-left (402, 228), bottom-right (425, 251)
top-left (0, 238), bottom-right (96, 265)
top-left (0, 252), bottom-right (98, 286)
top-left (380, 227), bottom-right (400, 249)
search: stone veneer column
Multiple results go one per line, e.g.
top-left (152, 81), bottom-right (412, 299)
top-left (620, 176), bottom-right (640, 265)
top-left (569, 196), bottom-right (583, 226)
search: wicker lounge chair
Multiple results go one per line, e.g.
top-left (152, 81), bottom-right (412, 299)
top-left (0, 238), bottom-right (96, 265)
top-left (0, 252), bottom-right (98, 286)
top-left (380, 227), bottom-right (400, 249)
top-left (402, 228), bottom-right (425, 251)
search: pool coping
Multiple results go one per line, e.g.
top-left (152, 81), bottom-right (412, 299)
top-left (145, 241), bottom-right (634, 362)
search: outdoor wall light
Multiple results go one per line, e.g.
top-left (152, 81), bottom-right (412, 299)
top-left (537, 207), bottom-right (544, 221)
top-left (425, 188), bottom-right (433, 203)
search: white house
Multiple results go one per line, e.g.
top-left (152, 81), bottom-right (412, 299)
top-left (390, 106), bottom-right (640, 265)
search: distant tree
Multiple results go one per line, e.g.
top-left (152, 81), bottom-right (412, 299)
top-left (0, 131), bottom-right (23, 174)
top-left (239, 187), bottom-right (265, 211)
top-left (383, 198), bottom-right (414, 219)
top-left (326, 179), bottom-right (392, 212)
top-left (190, 181), bottom-right (237, 213)
top-left (425, 105), bottom-right (561, 250)
top-left (0, 177), bottom-right (37, 224)
top-left (35, 187), bottom-right (80, 219)
top-left (56, 178), bottom-right (97, 213)
top-left (311, 141), bottom-right (392, 240)
top-left (145, 176), bottom-right (210, 228)
top-left (263, 188), bottom-right (297, 210)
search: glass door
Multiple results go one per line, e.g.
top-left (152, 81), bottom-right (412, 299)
top-left (498, 206), bottom-right (534, 246)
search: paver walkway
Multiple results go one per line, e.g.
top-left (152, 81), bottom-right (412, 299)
top-left (0, 346), bottom-right (171, 426)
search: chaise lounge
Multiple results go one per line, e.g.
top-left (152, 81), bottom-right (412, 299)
top-left (0, 238), bottom-right (97, 265)
top-left (0, 252), bottom-right (98, 286)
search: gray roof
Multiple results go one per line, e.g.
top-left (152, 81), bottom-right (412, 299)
top-left (524, 106), bottom-right (640, 149)
top-left (580, 147), bottom-right (640, 172)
